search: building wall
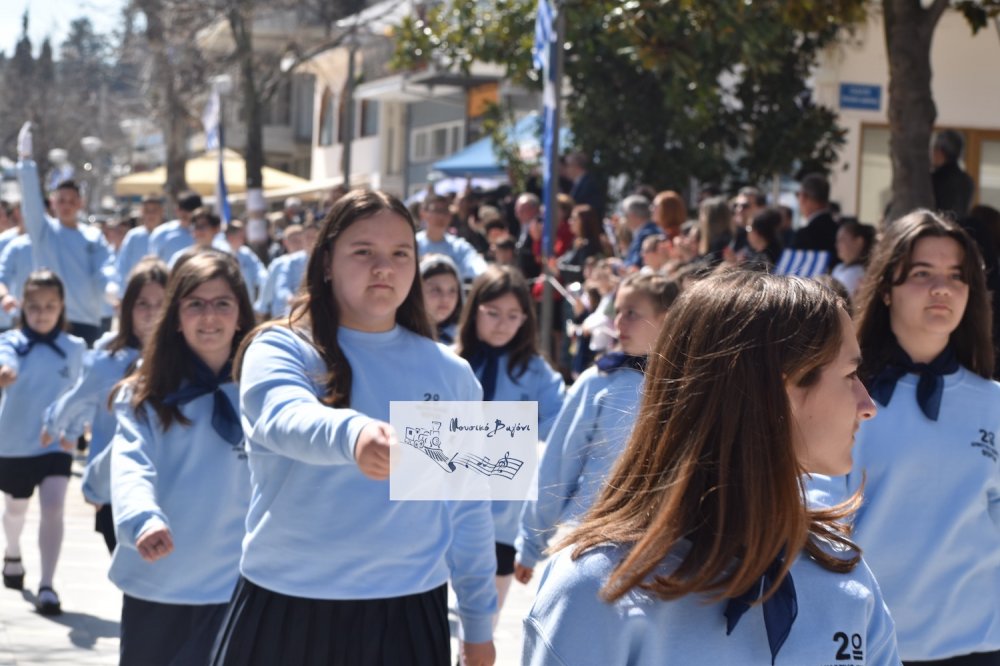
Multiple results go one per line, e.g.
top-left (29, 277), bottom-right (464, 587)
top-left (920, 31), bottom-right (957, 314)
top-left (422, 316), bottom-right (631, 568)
top-left (405, 95), bottom-right (467, 193)
top-left (816, 10), bottom-right (1000, 222)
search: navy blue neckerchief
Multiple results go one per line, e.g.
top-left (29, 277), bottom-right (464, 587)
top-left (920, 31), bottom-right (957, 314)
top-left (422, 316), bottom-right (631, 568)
top-left (437, 325), bottom-right (454, 346)
top-left (15, 325), bottom-right (65, 358)
top-left (724, 554), bottom-right (798, 665)
top-left (470, 345), bottom-right (511, 401)
top-left (162, 355), bottom-right (242, 445)
top-left (868, 342), bottom-right (958, 421)
top-left (595, 351), bottom-right (647, 374)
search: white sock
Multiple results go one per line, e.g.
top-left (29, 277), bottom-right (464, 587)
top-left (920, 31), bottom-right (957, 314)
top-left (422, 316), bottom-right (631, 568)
top-left (37, 476), bottom-right (68, 589)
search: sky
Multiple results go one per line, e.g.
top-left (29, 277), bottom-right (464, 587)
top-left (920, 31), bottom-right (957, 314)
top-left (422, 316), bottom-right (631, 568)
top-left (0, 0), bottom-right (126, 57)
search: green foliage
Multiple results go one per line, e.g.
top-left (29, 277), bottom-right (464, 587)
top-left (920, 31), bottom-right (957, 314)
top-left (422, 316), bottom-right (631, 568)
top-left (954, 1), bottom-right (1000, 33)
top-left (393, 0), bottom-right (869, 191)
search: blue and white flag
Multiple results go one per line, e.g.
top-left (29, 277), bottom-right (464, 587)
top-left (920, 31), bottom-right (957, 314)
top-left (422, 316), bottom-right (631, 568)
top-left (532, 0), bottom-right (554, 72)
top-left (202, 89), bottom-right (231, 224)
top-left (533, 0), bottom-right (557, 257)
top-left (774, 249), bottom-right (831, 278)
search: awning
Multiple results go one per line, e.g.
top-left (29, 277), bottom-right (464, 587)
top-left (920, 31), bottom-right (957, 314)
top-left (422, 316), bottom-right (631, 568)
top-left (431, 113), bottom-right (571, 178)
top-left (113, 148), bottom-right (310, 198)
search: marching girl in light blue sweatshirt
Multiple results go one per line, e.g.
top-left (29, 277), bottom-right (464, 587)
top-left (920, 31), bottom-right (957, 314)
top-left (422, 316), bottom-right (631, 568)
top-left (211, 190), bottom-right (497, 666)
top-left (838, 210), bottom-right (1000, 665)
top-left (514, 272), bottom-right (679, 581)
top-left (523, 271), bottom-right (900, 666)
top-left (108, 251), bottom-right (255, 666)
top-left (42, 258), bottom-right (168, 553)
top-left (455, 264), bottom-right (566, 621)
top-left (0, 271), bottom-right (85, 616)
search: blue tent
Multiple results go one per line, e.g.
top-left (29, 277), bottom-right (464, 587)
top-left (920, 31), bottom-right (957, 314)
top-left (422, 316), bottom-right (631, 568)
top-left (432, 113), bottom-right (571, 177)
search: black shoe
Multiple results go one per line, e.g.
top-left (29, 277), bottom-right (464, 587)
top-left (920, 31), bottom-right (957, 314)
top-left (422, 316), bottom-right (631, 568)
top-left (2, 556), bottom-right (23, 590)
top-left (36, 586), bottom-right (61, 615)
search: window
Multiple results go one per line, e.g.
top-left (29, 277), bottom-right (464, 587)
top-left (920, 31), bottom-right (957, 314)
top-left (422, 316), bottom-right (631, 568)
top-left (318, 88), bottom-right (335, 147)
top-left (360, 100), bottom-right (379, 137)
top-left (338, 85), bottom-right (348, 144)
top-left (410, 121), bottom-right (465, 163)
top-left (857, 126), bottom-right (891, 224)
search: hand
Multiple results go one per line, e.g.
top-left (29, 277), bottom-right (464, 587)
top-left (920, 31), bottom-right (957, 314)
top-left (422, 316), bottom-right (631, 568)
top-left (514, 562), bottom-right (534, 584)
top-left (136, 525), bottom-right (174, 562)
top-left (0, 294), bottom-right (17, 313)
top-left (354, 421), bottom-right (396, 480)
top-left (40, 429), bottom-right (53, 447)
top-left (58, 436), bottom-right (76, 452)
top-left (17, 121), bottom-right (33, 159)
top-left (0, 366), bottom-right (17, 388)
top-left (461, 640), bottom-right (496, 666)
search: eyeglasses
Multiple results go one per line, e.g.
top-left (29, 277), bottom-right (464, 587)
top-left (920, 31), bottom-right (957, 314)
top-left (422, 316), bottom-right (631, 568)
top-left (193, 222), bottom-right (217, 231)
top-left (180, 296), bottom-right (237, 317)
top-left (478, 305), bottom-right (527, 326)
top-left (733, 202), bottom-right (749, 211)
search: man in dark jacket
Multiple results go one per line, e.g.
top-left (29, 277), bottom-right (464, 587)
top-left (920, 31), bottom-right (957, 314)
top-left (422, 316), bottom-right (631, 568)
top-left (932, 129), bottom-right (975, 220)
top-left (793, 173), bottom-right (838, 266)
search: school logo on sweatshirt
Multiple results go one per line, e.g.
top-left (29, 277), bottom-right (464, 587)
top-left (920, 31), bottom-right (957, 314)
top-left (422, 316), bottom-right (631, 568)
top-left (828, 630), bottom-right (863, 665)
top-left (973, 429), bottom-right (998, 462)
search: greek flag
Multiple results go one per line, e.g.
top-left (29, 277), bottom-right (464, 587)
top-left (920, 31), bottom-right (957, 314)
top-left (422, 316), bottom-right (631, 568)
top-left (202, 89), bottom-right (232, 224)
top-left (534, 0), bottom-right (557, 256)
top-left (774, 249), bottom-right (831, 278)
top-left (533, 0), bottom-right (554, 72)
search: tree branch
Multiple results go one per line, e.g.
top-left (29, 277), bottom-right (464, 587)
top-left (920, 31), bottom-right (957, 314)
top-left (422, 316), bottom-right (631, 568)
top-left (927, 0), bottom-right (951, 25)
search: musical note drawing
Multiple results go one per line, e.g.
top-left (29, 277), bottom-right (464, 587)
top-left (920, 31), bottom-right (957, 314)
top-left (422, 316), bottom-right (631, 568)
top-left (450, 451), bottom-right (523, 480)
top-left (402, 421), bottom-right (525, 479)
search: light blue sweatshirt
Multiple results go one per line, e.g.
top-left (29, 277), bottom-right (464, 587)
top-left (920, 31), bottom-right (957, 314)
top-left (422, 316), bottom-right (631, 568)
top-left (115, 226), bottom-right (152, 288)
top-left (17, 160), bottom-right (110, 327)
top-left (147, 219), bottom-right (193, 264)
top-left (253, 251), bottom-right (304, 318)
top-left (516, 364), bottom-right (642, 568)
top-left (826, 367), bottom-right (1000, 661)
top-left (472, 352), bottom-right (566, 547)
top-left (0, 329), bottom-right (85, 457)
top-left (523, 540), bottom-right (901, 666)
top-left (43, 345), bottom-right (140, 504)
top-left (416, 231), bottom-right (487, 281)
top-left (232, 245), bottom-right (267, 302)
top-left (0, 234), bottom-right (32, 327)
top-left (109, 382), bottom-right (251, 605)
top-left (239, 325), bottom-right (498, 642)
top-left (0, 229), bottom-right (22, 329)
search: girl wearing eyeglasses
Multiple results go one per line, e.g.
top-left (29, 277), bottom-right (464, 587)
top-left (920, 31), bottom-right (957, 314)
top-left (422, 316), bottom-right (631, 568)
top-left (108, 252), bottom-right (255, 665)
top-left (455, 265), bottom-right (566, 622)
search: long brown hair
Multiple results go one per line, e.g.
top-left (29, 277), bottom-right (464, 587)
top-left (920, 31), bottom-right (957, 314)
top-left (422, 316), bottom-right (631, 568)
top-left (106, 258), bottom-right (169, 354)
top-left (455, 265), bottom-right (540, 380)
top-left (562, 270), bottom-right (861, 604)
top-left (235, 189), bottom-right (432, 408)
top-left (124, 251), bottom-right (255, 430)
top-left (854, 209), bottom-right (993, 381)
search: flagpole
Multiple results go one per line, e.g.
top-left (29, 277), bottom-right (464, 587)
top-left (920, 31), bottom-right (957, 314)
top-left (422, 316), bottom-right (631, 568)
top-left (539, 0), bottom-right (563, 361)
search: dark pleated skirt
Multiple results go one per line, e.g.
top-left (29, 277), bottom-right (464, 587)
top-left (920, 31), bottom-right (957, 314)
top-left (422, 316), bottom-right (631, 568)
top-left (211, 577), bottom-right (450, 666)
top-left (120, 594), bottom-right (229, 666)
top-left (95, 503), bottom-right (116, 553)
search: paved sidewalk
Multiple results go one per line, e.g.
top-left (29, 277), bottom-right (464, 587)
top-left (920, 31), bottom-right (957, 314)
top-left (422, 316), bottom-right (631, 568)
top-left (0, 464), bottom-right (121, 666)
top-left (0, 462), bottom-right (541, 665)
